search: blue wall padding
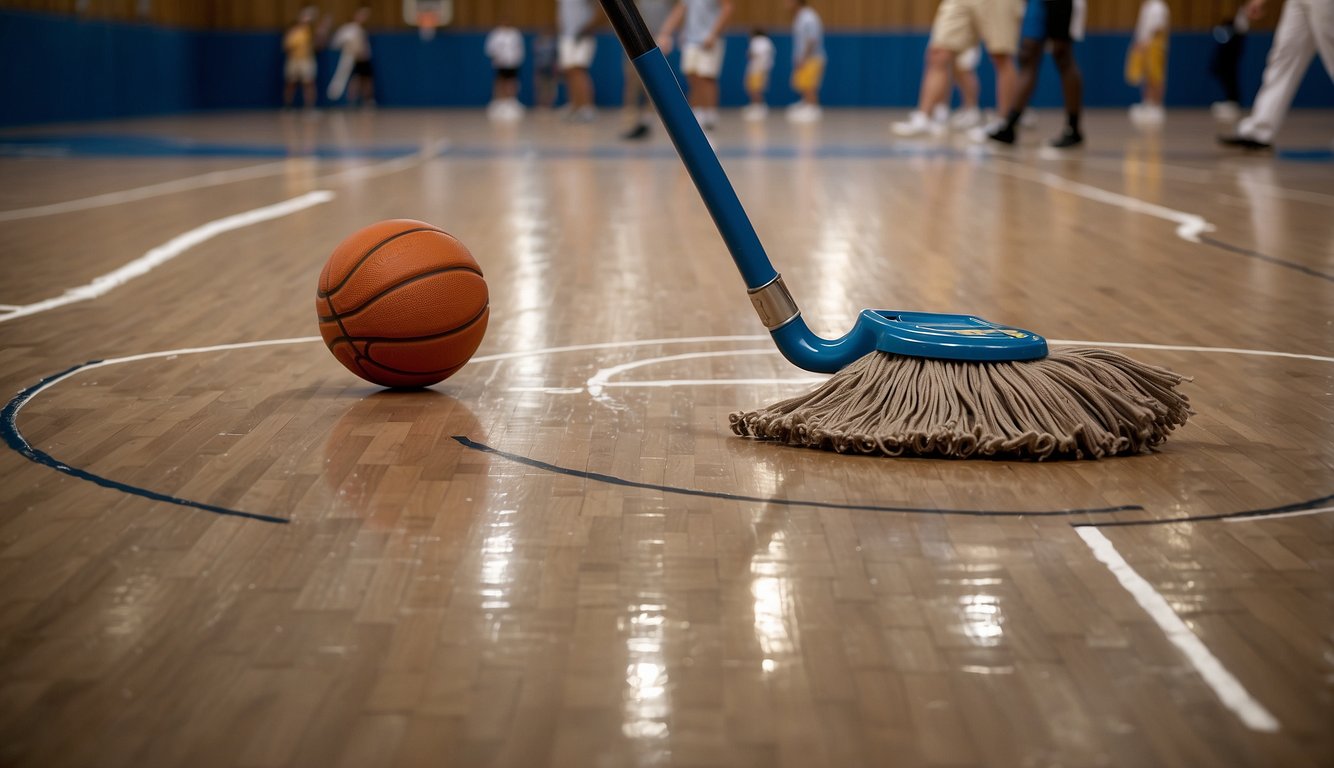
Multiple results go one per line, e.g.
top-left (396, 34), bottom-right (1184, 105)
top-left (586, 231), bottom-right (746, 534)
top-left (2, 9), bottom-right (1330, 126)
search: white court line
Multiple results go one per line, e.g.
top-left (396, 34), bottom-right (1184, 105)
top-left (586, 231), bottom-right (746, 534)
top-left (0, 191), bottom-right (334, 324)
top-left (1075, 527), bottom-right (1281, 732)
top-left (989, 160), bottom-right (1215, 242)
top-left (587, 349), bottom-right (786, 399)
top-left (1224, 506), bottom-right (1334, 523)
top-left (0, 160), bottom-right (298, 222)
top-left (316, 137), bottom-right (451, 184)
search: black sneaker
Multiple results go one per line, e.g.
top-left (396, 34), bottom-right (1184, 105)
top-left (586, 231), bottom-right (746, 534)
top-left (987, 124), bottom-right (1016, 145)
top-left (622, 123), bottom-right (651, 141)
top-left (1049, 128), bottom-right (1083, 148)
top-left (1218, 134), bottom-right (1272, 151)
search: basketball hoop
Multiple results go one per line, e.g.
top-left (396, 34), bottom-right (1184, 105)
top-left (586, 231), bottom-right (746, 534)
top-left (404, 0), bottom-right (452, 42)
top-left (417, 10), bottom-right (439, 41)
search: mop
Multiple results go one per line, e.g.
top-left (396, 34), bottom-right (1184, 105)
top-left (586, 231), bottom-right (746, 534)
top-left (596, 0), bottom-right (1192, 460)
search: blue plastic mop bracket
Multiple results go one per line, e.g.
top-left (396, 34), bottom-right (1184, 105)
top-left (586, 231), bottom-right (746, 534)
top-left (629, 48), bottom-right (1048, 373)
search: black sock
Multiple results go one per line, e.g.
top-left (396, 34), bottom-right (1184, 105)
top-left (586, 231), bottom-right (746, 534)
top-left (1067, 112), bottom-right (1081, 133)
top-left (1004, 109), bottom-right (1023, 131)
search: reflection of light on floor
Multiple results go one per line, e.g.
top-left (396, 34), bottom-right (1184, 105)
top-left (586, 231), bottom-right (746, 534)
top-left (751, 530), bottom-right (797, 671)
top-left (479, 509), bottom-right (516, 610)
top-left (960, 594), bottom-right (1004, 647)
top-left (622, 604), bottom-right (672, 759)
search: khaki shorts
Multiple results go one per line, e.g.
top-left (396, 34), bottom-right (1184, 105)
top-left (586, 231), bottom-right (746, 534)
top-left (682, 43), bottom-right (724, 79)
top-left (285, 57), bottom-right (316, 83)
top-left (559, 36), bottom-right (596, 70)
top-left (929, 0), bottom-right (1023, 55)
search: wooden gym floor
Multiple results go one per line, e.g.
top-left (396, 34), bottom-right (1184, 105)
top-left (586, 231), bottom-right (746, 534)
top-left (0, 109), bottom-right (1331, 767)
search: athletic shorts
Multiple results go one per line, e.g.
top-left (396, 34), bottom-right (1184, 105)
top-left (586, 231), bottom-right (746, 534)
top-left (929, 0), bottom-right (1024, 56)
top-left (285, 57), bottom-right (316, 83)
top-left (745, 69), bottom-right (771, 94)
top-left (682, 42), bottom-right (724, 79)
top-left (1126, 36), bottom-right (1167, 87)
top-left (559, 36), bottom-right (596, 69)
top-left (1021, 0), bottom-right (1086, 42)
top-left (791, 57), bottom-right (825, 94)
top-left (352, 60), bottom-right (374, 78)
top-left (496, 67), bottom-right (520, 81)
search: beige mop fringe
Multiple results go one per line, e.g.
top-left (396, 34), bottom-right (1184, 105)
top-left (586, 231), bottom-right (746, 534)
top-left (729, 347), bottom-right (1193, 460)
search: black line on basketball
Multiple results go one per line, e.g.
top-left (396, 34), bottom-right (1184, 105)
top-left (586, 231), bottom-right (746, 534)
top-left (318, 265), bottom-right (484, 320)
top-left (324, 302), bottom-right (489, 348)
top-left (317, 226), bottom-right (446, 298)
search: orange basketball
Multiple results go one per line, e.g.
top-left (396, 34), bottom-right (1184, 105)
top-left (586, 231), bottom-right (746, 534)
top-left (317, 220), bottom-right (489, 388)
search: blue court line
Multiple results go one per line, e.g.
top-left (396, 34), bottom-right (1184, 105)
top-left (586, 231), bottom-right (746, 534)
top-left (4, 134), bottom-right (1330, 163)
top-left (0, 134), bottom-right (418, 159)
top-left (453, 437), bottom-right (1334, 526)
top-left (450, 436), bottom-right (1143, 518)
top-left (1, 361), bottom-right (289, 524)
top-left (1199, 235), bottom-right (1334, 283)
top-left (2, 353), bottom-right (1327, 527)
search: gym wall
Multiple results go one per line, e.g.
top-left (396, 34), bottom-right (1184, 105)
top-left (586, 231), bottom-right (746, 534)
top-left (1, 2), bottom-right (1330, 127)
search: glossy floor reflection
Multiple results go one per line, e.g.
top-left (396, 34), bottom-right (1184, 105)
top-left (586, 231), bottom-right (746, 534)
top-left (0, 109), bottom-right (1331, 767)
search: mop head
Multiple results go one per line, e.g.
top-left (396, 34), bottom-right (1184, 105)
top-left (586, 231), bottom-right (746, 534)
top-left (729, 347), bottom-right (1192, 460)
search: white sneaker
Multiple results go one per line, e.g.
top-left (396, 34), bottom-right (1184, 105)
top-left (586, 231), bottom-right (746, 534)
top-left (567, 106), bottom-right (596, 123)
top-left (968, 118), bottom-right (1007, 143)
top-left (950, 107), bottom-right (982, 129)
top-left (743, 103), bottom-right (768, 121)
top-left (488, 99), bottom-right (524, 121)
top-left (1211, 101), bottom-right (1240, 121)
top-left (891, 110), bottom-right (944, 137)
top-left (787, 103), bottom-right (822, 123)
top-left (1135, 104), bottom-right (1165, 126)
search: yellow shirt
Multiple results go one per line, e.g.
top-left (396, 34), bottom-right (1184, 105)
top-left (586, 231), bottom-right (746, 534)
top-left (284, 25), bottom-right (313, 60)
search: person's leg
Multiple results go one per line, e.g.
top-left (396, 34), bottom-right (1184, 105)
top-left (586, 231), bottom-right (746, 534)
top-left (702, 77), bottom-right (719, 111)
top-left (1050, 39), bottom-right (1083, 137)
top-left (284, 79), bottom-right (295, 107)
top-left (991, 53), bottom-right (1016, 117)
top-left (978, 0), bottom-right (1022, 117)
top-left (988, 38), bottom-right (1038, 143)
top-left (1230, 0), bottom-right (1316, 147)
top-left (919, 47), bottom-right (957, 116)
top-left (1308, 0), bottom-right (1334, 80)
top-left (955, 62), bottom-right (980, 110)
top-left (303, 79), bottom-right (316, 108)
top-left (919, 0), bottom-right (967, 115)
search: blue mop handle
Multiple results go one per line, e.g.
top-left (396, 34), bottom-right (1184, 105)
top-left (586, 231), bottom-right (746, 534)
top-left (630, 52), bottom-right (779, 290)
top-left (598, 0), bottom-right (877, 373)
top-left (598, 0), bottom-right (778, 291)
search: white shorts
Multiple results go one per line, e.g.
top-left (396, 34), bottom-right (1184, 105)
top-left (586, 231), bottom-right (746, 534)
top-left (682, 43), bottom-right (724, 79)
top-left (559, 36), bottom-right (596, 69)
top-left (285, 57), bottom-right (315, 83)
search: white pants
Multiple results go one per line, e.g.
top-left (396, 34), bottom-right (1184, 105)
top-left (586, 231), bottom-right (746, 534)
top-left (1238, 0), bottom-right (1334, 143)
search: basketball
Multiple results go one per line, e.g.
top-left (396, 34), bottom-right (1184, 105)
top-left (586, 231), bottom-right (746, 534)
top-left (316, 219), bottom-right (488, 388)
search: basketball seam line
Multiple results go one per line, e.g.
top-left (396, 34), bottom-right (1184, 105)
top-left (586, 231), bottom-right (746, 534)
top-left (324, 301), bottom-right (490, 349)
top-left (316, 226), bottom-right (446, 298)
top-left (357, 315), bottom-right (484, 375)
top-left (317, 265), bottom-right (484, 320)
